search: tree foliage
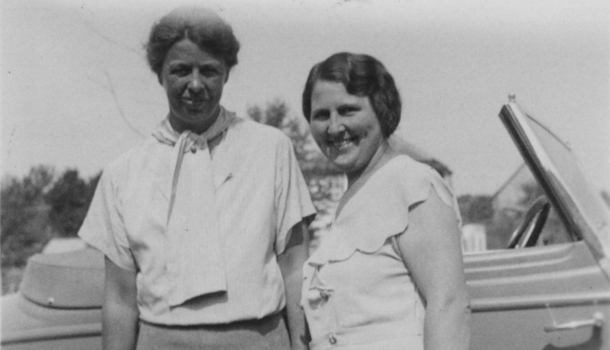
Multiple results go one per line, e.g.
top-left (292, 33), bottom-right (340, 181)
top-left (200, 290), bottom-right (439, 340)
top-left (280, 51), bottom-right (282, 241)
top-left (247, 98), bottom-right (339, 177)
top-left (46, 170), bottom-right (101, 237)
top-left (1, 167), bottom-right (101, 293)
top-left (1, 166), bottom-right (55, 269)
top-left (457, 194), bottom-right (494, 225)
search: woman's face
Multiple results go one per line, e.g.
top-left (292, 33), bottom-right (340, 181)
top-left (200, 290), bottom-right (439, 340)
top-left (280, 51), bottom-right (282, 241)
top-left (161, 39), bottom-right (228, 132)
top-left (309, 80), bottom-right (386, 176)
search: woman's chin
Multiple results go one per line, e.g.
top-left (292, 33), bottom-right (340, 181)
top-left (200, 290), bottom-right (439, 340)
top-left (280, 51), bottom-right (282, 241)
top-left (170, 110), bottom-right (218, 127)
top-left (328, 158), bottom-right (358, 174)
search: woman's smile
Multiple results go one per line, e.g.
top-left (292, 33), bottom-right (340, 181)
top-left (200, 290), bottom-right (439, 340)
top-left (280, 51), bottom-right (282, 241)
top-left (327, 135), bottom-right (358, 150)
top-left (182, 96), bottom-right (208, 110)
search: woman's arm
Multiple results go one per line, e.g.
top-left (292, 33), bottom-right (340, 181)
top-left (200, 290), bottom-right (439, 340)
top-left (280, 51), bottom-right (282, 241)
top-left (103, 257), bottom-right (139, 350)
top-left (278, 222), bottom-right (310, 350)
top-left (396, 189), bottom-right (471, 350)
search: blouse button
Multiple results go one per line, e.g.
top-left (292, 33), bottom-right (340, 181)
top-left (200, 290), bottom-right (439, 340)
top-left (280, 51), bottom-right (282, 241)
top-left (320, 290), bottom-right (330, 301)
top-left (329, 334), bottom-right (337, 345)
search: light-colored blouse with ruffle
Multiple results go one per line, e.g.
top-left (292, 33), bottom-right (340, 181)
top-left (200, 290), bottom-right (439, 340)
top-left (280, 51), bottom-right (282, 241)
top-left (301, 155), bottom-right (461, 350)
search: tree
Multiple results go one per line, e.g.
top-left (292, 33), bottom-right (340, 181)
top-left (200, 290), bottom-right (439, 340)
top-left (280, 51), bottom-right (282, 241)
top-left (1, 166), bottom-right (102, 294)
top-left (46, 169), bottom-right (101, 237)
top-left (247, 98), bottom-right (339, 177)
top-left (519, 181), bottom-right (545, 207)
top-left (457, 195), bottom-right (494, 225)
top-left (1, 166), bottom-right (55, 293)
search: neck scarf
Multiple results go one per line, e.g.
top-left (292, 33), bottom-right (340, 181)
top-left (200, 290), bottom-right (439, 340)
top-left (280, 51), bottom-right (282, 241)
top-left (152, 107), bottom-right (235, 307)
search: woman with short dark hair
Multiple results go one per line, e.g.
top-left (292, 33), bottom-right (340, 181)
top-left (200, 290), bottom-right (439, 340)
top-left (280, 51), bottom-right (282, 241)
top-left (302, 52), bottom-right (401, 138)
top-left (300, 52), bottom-right (470, 350)
top-left (79, 7), bottom-right (315, 350)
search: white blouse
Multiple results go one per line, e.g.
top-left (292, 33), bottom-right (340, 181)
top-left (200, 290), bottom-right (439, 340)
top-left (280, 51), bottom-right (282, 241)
top-left (79, 114), bottom-right (316, 325)
top-left (301, 155), bottom-right (461, 350)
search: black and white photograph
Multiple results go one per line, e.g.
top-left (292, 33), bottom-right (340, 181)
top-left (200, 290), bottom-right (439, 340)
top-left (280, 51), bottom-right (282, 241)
top-left (1, 0), bottom-right (609, 349)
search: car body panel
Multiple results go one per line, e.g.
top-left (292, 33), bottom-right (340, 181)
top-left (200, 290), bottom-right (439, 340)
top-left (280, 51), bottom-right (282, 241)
top-left (1, 250), bottom-right (103, 349)
top-left (466, 241), bottom-right (610, 349)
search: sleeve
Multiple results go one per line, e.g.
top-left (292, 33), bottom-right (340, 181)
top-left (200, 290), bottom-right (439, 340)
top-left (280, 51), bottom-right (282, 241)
top-left (78, 165), bottom-right (136, 271)
top-left (403, 165), bottom-right (463, 229)
top-left (274, 136), bottom-right (317, 255)
top-left (326, 158), bottom-right (461, 262)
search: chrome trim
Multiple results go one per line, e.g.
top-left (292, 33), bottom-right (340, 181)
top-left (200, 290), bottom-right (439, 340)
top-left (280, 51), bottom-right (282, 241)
top-left (499, 103), bottom-right (581, 242)
top-left (471, 291), bottom-right (610, 312)
top-left (1, 323), bottom-right (101, 345)
top-left (544, 312), bottom-right (604, 332)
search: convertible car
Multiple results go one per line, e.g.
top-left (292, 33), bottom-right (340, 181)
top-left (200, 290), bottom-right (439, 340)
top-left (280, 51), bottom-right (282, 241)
top-left (464, 101), bottom-right (610, 349)
top-left (2, 100), bottom-right (610, 349)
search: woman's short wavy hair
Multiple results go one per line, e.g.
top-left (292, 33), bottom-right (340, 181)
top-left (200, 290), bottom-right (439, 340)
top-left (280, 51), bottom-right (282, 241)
top-left (302, 52), bottom-right (401, 138)
top-left (146, 6), bottom-right (240, 81)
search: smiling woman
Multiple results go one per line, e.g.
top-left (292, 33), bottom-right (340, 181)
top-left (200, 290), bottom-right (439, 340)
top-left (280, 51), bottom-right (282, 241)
top-left (308, 81), bottom-right (386, 178)
top-left (300, 52), bottom-right (470, 350)
top-left (303, 52), bottom-right (401, 183)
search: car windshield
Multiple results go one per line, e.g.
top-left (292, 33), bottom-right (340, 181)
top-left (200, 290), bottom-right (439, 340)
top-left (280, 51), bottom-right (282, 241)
top-left (461, 102), bottom-right (610, 254)
top-left (520, 109), bottom-right (610, 257)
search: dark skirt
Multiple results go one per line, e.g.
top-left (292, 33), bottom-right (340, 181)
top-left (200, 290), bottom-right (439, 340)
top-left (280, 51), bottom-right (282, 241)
top-left (136, 313), bottom-right (290, 350)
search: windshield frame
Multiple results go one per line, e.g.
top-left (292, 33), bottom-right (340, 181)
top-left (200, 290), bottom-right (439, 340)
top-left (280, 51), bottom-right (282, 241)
top-left (499, 102), bottom-right (610, 266)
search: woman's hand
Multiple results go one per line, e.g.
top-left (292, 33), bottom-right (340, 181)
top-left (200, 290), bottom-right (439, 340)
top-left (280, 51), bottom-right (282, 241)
top-left (278, 221), bottom-right (310, 350)
top-left (103, 257), bottom-right (139, 350)
top-left (396, 189), bottom-right (471, 350)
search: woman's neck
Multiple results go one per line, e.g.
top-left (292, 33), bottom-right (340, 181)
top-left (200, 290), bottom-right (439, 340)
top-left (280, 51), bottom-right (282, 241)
top-left (336, 140), bottom-right (396, 218)
top-left (346, 140), bottom-right (393, 188)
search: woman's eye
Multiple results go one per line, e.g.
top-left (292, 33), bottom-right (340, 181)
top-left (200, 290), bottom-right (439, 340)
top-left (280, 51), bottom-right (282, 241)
top-left (201, 67), bottom-right (221, 77)
top-left (170, 67), bottom-right (190, 76)
top-left (337, 106), bottom-right (358, 116)
top-left (312, 111), bottom-right (329, 121)
top-left (200, 68), bottom-right (218, 77)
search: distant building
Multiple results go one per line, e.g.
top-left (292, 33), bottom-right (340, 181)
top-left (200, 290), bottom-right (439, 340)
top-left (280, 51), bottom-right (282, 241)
top-left (491, 163), bottom-right (533, 216)
top-left (461, 223), bottom-right (487, 252)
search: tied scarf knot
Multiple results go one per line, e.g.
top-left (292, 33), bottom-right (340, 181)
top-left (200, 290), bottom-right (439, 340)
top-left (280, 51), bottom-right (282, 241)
top-left (152, 108), bottom-right (235, 307)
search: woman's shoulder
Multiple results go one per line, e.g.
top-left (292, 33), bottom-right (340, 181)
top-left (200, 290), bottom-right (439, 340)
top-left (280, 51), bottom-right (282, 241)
top-left (383, 154), bottom-right (437, 181)
top-left (98, 137), bottom-right (163, 185)
top-left (323, 155), bottom-right (456, 262)
top-left (225, 116), bottom-right (294, 157)
top-left (382, 154), bottom-right (455, 204)
top-left (381, 154), bottom-right (460, 227)
top-left (230, 116), bottom-right (291, 143)
top-left (363, 155), bottom-right (438, 198)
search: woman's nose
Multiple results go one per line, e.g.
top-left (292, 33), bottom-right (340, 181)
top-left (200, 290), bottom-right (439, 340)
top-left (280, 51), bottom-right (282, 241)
top-left (187, 71), bottom-right (204, 91)
top-left (327, 115), bottom-right (345, 135)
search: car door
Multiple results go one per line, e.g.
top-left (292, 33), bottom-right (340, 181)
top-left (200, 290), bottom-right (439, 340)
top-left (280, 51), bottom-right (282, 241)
top-left (465, 102), bottom-right (610, 350)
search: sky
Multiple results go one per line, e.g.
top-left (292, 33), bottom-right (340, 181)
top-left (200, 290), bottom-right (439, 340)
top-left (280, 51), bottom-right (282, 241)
top-left (1, 0), bottom-right (609, 196)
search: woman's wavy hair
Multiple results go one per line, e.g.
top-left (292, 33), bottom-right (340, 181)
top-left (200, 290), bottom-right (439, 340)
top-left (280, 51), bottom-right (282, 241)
top-left (302, 52), bottom-right (401, 138)
top-left (146, 6), bottom-right (240, 82)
